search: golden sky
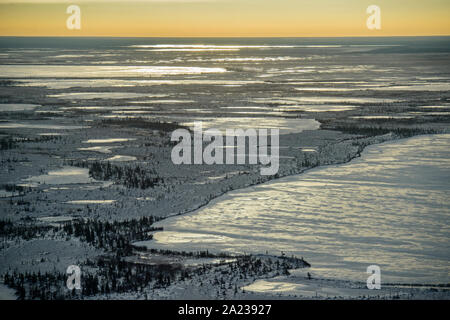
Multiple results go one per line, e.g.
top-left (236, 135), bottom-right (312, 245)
top-left (0, 0), bottom-right (449, 37)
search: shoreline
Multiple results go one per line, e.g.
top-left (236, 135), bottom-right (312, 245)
top-left (136, 132), bottom-right (450, 300)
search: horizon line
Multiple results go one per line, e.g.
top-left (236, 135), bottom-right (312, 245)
top-left (1, 35), bottom-right (450, 38)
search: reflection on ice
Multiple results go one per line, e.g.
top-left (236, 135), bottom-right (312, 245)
top-left (142, 48), bottom-right (240, 52)
top-left (17, 79), bottom-right (264, 89)
top-left (135, 232), bottom-right (231, 246)
top-left (129, 44), bottom-right (297, 49)
top-left (252, 97), bottom-right (400, 104)
top-left (299, 148), bottom-right (318, 152)
top-left (371, 83), bottom-right (450, 91)
top-left (83, 138), bottom-right (135, 143)
top-left (149, 135), bottom-right (450, 285)
top-left (0, 65), bottom-right (227, 78)
top-left (48, 92), bottom-right (164, 100)
top-left (243, 278), bottom-right (399, 299)
top-left (129, 100), bottom-right (195, 104)
top-left (351, 115), bottom-right (415, 119)
top-left (418, 105), bottom-right (450, 109)
top-left (279, 105), bottom-right (356, 112)
top-left (65, 200), bottom-right (116, 204)
top-left (294, 87), bottom-right (363, 92)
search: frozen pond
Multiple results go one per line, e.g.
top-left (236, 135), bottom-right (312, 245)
top-left (105, 155), bottom-right (137, 162)
top-left (65, 200), bottom-right (116, 205)
top-left (181, 117), bottom-right (320, 135)
top-left (22, 167), bottom-right (98, 186)
top-left (0, 122), bottom-right (85, 130)
top-left (0, 103), bottom-right (40, 111)
top-left (78, 146), bottom-right (118, 154)
top-left (144, 134), bottom-right (450, 285)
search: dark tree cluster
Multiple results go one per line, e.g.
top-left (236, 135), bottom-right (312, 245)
top-left (72, 160), bottom-right (162, 189)
top-left (0, 184), bottom-right (31, 197)
top-left (231, 255), bottom-right (309, 278)
top-left (325, 125), bottom-right (438, 137)
top-left (88, 255), bottom-right (178, 294)
top-left (3, 253), bottom-right (310, 300)
top-left (0, 219), bottom-right (55, 241)
top-left (3, 271), bottom-right (67, 300)
top-left (0, 137), bottom-right (16, 150)
top-left (62, 216), bottom-right (162, 256)
top-left (299, 154), bottom-right (319, 168)
top-left (99, 118), bottom-right (187, 132)
top-left (28, 135), bottom-right (63, 143)
top-left (2, 208), bottom-right (312, 300)
top-left (140, 248), bottom-right (234, 259)
top-left (0, 135), bottom-right (60, 151)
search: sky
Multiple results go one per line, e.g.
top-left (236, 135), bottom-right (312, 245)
top-left (0, 0), bottom-right (449, 37)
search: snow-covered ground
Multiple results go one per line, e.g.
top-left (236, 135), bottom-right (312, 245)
top-left (0, 238), bottom-right (102, 275)
top-left (0, 283), bottom-right (17, 300)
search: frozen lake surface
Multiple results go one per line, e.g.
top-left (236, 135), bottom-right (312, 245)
top-left (145, 134), bottom-right (450, 285)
